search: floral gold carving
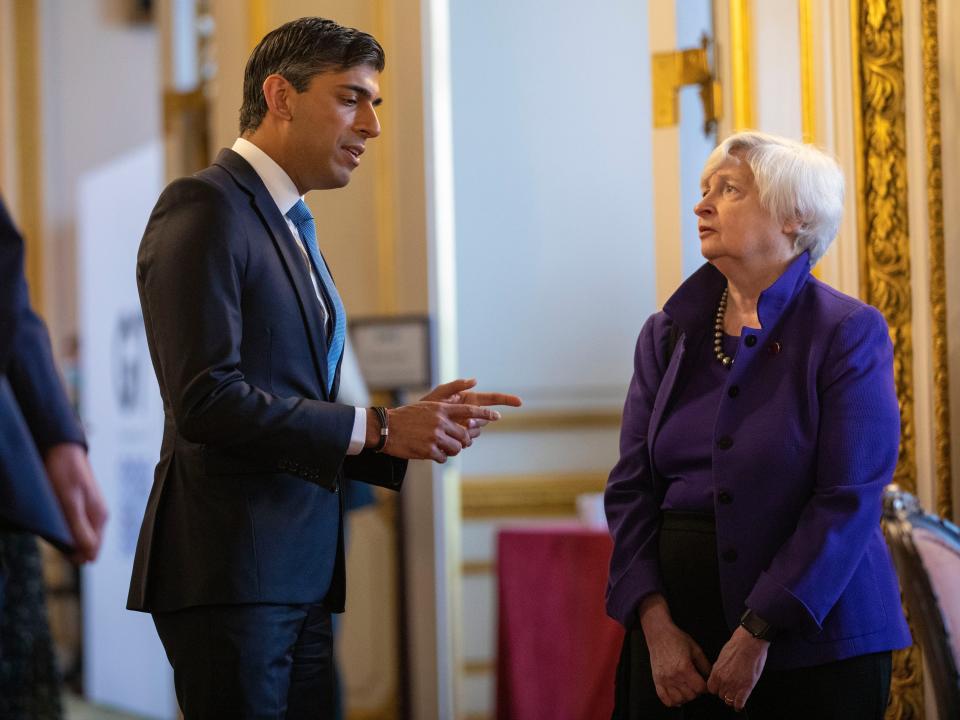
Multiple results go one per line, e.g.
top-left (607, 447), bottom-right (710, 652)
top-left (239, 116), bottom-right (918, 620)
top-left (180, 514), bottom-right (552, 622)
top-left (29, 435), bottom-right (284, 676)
top-left (853, 1), bottom-right (924, 717)
top-left (922, 0), bottom-right (952, 522)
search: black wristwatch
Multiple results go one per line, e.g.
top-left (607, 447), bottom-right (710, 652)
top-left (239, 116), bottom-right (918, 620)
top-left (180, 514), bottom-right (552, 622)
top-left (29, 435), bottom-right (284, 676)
top-left (739, 609), bottom-right (777, 641)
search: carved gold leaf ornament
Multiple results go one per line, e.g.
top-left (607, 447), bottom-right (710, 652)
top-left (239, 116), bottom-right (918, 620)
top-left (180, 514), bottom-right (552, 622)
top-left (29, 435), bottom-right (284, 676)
top-left (853, 0), bottom-right (924, 717)
top-left (921, 0), bottom-right (952, 522)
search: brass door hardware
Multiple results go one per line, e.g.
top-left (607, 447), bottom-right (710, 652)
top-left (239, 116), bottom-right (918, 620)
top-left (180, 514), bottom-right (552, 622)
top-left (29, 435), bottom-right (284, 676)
top-left (652, 34), bottom-right (721, 134)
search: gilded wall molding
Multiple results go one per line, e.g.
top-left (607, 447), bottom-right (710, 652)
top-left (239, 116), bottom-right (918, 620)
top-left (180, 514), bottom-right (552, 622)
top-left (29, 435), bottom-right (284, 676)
top-left (798, 0), bottom-right (817, 144)
top-left (460, 473), bottom-right (606, 519)
top-left (852, 1), bottom-right (923, 717)
top-left (921, 0), bottom-right (952, 522)
top-left (487, 408), bottom-right (622, 432)
top-left (246, 0), bottom-right (267, 50)
top-left (12, 0), bottom-right (42, 312)
top-left (729, 0), bottom-right (754, 130)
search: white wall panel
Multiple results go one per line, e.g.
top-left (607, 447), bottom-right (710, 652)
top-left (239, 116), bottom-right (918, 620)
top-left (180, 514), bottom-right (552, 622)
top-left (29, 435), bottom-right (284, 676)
top-left (752, 0), bottom-right (803, 139)
top-left (448, 0), bottom-right (656, 406)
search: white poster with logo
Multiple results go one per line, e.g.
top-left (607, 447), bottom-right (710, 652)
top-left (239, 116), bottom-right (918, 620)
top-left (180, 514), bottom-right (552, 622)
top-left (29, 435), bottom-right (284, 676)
top-left (78, 141), bottom-right (175, 718)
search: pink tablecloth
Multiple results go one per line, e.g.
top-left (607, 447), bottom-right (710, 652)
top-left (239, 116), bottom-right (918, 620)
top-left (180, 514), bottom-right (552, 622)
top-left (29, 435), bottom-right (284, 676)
top-left (496, 526), bottom-right (624, 720)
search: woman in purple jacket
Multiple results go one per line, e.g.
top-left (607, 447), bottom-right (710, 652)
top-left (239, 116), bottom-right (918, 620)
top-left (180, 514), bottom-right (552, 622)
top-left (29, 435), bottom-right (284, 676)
top-left (605, 131), bottom-right (911, 719)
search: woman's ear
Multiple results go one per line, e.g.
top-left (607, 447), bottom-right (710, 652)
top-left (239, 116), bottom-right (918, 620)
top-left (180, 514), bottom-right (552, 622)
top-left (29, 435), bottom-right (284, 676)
top-left (782, 216), bottom-right (804, 237)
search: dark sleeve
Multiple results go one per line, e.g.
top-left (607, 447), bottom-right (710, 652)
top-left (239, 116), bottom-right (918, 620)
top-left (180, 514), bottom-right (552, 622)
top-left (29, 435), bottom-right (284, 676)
top-left (7, 310), bottom-right (86, 452)
top-left (0, 196), bottom-right (28, 372)
top-left (343, 451), bottom-right (406, 491)
top-left (137, 177), bottom-right (356, 486)
top-left (0, 195), bottom-right (85, 452)
top-left (605, 311), bottom-right (674, 627)
top-left (744, 305), bottom-right (900, 633)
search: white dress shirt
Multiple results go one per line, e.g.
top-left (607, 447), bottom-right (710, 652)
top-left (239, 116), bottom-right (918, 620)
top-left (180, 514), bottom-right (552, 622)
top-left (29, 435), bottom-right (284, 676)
top-left (232, 137), bottom-right (367, 455)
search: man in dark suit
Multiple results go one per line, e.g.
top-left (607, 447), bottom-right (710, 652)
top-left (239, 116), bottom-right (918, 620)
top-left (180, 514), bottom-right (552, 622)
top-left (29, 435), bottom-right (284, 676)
top-left (0, 194), bottom-right (108, 607)
top-left (127, 17), bottom-right (520, 718)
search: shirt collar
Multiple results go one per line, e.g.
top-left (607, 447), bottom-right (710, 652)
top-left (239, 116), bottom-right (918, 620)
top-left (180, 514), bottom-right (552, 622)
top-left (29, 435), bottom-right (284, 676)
top-left (664, 251), bottom-right (812, 335)
top-left (231, 137), bottom-right (302, 216)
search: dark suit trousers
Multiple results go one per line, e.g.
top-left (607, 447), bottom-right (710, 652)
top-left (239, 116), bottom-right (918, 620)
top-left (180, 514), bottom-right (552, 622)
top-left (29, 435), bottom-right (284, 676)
top-left (153, 603), bottom-right (334, 719)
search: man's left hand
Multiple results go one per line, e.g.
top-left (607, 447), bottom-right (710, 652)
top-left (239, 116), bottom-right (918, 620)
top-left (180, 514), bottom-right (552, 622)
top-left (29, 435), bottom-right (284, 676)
top-left (421, 378), bottom-right (522, 439)
top-left (44, 443), bottom-right (108, 563)
top-left (706, 626), bottom-right (769, 712)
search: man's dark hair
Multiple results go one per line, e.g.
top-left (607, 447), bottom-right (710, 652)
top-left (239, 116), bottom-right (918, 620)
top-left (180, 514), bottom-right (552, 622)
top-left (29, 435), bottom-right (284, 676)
top-left (239, 17), bottom-right (385, 134)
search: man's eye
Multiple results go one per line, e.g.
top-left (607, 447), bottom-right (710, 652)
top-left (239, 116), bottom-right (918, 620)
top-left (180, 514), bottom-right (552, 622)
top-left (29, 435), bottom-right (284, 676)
top-left (341, 97), bottom-right (358, 106)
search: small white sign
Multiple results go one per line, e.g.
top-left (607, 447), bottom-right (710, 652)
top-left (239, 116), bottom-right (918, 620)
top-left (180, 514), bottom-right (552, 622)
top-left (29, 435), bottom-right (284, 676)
top-left (350, 317), bottom-right (431, 391)
top-left (78, 141), bottom-right (175, 719)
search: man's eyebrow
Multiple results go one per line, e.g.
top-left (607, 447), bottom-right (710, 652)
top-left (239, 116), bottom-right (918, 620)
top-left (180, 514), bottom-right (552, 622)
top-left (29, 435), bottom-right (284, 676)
top-left (339, 84), bottom-right (384, 106)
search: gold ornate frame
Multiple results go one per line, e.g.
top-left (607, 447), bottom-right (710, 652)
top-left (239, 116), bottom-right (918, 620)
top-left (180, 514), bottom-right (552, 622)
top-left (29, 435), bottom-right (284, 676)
top-left (853, 0), bottom-right (953, 715)
top-left (921, 0), bottom-right (952, 523)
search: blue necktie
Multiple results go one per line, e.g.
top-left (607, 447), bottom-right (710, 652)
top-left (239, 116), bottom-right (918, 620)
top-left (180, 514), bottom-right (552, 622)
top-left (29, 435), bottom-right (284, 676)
top-left (286, 199), bottom-right (346, 394)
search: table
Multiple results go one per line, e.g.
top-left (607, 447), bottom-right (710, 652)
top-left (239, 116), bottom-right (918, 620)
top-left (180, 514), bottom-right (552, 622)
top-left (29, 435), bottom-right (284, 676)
top-left (496, 525), bottom-right (624, 720)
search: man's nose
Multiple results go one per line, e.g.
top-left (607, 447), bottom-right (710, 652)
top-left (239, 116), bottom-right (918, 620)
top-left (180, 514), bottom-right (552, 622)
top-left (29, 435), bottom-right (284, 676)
top-left (358, 105), bottom-right (381, 139)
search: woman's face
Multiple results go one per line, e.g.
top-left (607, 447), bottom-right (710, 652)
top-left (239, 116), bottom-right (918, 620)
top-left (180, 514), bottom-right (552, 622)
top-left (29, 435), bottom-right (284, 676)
top-left (695, 153), bottom-right (797, 271)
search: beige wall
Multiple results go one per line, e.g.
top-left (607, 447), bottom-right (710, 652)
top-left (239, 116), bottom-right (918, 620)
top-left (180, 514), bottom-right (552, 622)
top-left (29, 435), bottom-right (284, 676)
top-left (208, 1), bottom-right (427, 319)
top-left (0, 0), bottom-right (15, 203)
top-left (38, 0), bottom-right (161, 356)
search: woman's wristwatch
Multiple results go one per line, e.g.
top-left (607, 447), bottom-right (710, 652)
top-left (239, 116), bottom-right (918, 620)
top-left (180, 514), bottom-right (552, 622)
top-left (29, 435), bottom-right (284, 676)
top-left (739, 609), bottom-right (777, 641)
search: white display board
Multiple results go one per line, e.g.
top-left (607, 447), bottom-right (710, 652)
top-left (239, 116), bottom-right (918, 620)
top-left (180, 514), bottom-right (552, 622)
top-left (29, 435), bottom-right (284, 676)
top-left (78, 141), bottom-right (176, 718)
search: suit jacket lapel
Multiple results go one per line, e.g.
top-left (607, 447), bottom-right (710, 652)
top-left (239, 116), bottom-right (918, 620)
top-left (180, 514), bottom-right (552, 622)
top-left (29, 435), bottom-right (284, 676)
top-left (213, 149), bottom-right (331, 396)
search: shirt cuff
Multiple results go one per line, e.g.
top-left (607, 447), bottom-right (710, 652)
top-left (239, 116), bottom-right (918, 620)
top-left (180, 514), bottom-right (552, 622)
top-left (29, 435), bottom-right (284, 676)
top-left (347, 406), bottom-right (367, 456)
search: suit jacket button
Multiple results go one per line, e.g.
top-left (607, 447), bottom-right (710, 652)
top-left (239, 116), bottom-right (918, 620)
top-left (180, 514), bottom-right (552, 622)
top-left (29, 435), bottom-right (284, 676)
top-left (717, 436), bottom-right (733, 450)
top-left (722, 548), bottom-right (738, 562)
top-left (718, 490), bottom-right (733, 504)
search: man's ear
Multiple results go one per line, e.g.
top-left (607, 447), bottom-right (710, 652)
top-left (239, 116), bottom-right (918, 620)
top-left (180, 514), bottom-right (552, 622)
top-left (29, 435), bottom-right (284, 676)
top-left (262, 74), bottom-right (294, 121)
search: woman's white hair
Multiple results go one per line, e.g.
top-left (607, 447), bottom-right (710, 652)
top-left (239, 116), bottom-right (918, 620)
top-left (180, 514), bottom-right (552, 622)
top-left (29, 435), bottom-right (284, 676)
top-left (701, 130), bottom-right (844, 265)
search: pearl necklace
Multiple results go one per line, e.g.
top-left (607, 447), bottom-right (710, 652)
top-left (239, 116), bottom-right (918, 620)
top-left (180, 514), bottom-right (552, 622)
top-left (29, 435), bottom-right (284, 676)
top-left (714, 287), bottom-right (734, 367)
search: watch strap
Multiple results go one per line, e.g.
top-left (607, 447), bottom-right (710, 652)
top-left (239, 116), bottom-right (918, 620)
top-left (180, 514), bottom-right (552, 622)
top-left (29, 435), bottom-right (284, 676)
top-left (739, 609), bottom-right (777, 641)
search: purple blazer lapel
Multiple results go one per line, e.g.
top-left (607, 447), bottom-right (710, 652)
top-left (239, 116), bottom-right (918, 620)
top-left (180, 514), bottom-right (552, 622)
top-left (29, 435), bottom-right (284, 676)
top-left (647, 328), bottom-right (694, 457)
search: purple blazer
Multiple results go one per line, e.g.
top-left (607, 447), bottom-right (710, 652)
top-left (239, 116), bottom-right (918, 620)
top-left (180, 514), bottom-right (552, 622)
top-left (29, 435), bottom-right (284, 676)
top-left (605, 253), bottom-right (911, 670)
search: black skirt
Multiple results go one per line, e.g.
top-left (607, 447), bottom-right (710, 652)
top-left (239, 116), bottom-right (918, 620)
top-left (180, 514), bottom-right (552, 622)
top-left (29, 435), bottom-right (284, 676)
top-left (612, 511), bottom-right (891, 720)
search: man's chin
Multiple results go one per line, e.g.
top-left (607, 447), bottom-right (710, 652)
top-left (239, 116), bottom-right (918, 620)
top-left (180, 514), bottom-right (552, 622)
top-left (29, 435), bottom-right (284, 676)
top-left (313, 171), bottom-right (353, 191)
